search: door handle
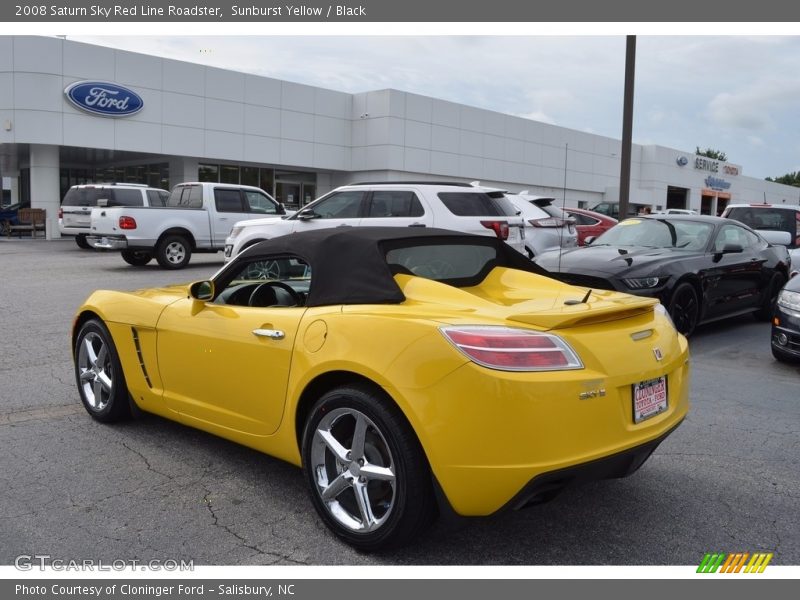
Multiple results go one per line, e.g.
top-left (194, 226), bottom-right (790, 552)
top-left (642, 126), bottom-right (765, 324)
top-left (253, 328), bottom-right (285, 340)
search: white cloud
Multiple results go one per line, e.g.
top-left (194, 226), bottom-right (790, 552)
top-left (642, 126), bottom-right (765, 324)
top-left (516, 110), bottom-right (557, 125)
top-left (706, 80), bottom-right (800, 131)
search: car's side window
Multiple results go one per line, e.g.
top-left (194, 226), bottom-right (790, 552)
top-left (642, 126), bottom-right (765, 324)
top-left (109, 189), bottom-right (145, 207)
top-left (147, 190), bottom-right (167, 207)
top-left (245, 191), bottom-right (278, 214)
top-left (214, 189), bottom-right (245, 213)
top-left (310, 191), bottom-right (365, 219)
top-left (714, 224), bottom-right (751, 252)
top-left (570, 213), bottom-right (596, 226)
top-left (215, 257), bottom-right (311, 308)
top-left (739, 228), bottom-right (761, 249)
top-left (365, 191), bottom-right (424, 218)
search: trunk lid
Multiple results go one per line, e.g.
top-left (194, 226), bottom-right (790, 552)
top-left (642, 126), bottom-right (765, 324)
top-left (395, 267), bottom-right (657, 330)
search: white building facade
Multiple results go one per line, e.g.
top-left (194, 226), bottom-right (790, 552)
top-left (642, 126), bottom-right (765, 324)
top-left (1, 35), bottom-right (798, 239)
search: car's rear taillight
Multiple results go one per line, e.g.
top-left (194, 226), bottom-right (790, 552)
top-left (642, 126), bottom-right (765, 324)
top-left (119, 216), bottom-right (137, 230)
top-left (440, 326), bottom-right (583, 371)
top-left (481, 220), bottom-right (510, 240)
top-left (529, 217), bottom-right (570, 228)
top-left (58, 207), bottom-right (63, 219)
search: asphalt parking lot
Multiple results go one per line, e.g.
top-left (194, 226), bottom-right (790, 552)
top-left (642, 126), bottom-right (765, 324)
top-left (1, 239), bottom-right (798, 566)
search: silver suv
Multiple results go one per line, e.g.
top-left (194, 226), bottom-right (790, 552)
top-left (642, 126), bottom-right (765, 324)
top-left (506, 194), bottom-right (578, 258)
top-left (59, 183), bottom-right (170, 249)
top-left (225, 181), bottom-right (526, 260)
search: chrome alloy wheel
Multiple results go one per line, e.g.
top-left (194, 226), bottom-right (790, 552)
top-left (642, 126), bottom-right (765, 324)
top-left (77, 331), bottom-right (114, 412)
top-left (310, 407), bottom-right (397, 533)
top-left (164, 241), bottom-right (186, 265)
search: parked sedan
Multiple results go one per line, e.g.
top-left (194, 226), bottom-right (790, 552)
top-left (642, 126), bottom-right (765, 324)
top-left (72, 227), bottom-right (688, 550)
top-left (564, 207), bottom-right (618, 245)
top-left (535, 215), bottom-right (791, 336)
top-left (772, 274), bottom-right (800, 363)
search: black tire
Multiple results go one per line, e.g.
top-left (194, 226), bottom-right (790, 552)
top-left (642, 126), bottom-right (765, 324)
top-left (755, 272), bottom-right (786, 321)
top-left (668, 282), bottom-right (700, 337)
top-left (155, 235), bottom-right (192, 269)
top-left (301, 384), bottom-right (436, 551)
top-left (771, 344), bottom-right (800, 364)
top-left (74, 319), bottom-right (132, 423)
top-left (75, 234), bottom-right (92, 250)
top-left (121, 249), bottom-right (153, 267)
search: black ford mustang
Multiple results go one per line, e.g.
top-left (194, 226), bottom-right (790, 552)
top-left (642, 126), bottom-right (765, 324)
top-left (535, 214), bottom-right (791, 336)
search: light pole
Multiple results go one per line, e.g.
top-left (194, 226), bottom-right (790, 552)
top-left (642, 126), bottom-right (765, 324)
top-left (618, 35), bottom-right (636, 219)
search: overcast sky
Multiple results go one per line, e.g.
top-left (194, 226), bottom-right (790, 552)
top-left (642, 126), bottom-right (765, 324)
top-left (74, 35), bottom-right (800, 182)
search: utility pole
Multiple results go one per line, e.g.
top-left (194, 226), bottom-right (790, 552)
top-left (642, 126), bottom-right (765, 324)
top-left (618, 35), bottom-right (636, 219)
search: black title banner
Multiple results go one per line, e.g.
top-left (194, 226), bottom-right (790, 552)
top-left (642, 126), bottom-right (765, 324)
top-left (3, 579), bottom-right (796, 600)
top-left (4, 0), bottom-right (800, 22)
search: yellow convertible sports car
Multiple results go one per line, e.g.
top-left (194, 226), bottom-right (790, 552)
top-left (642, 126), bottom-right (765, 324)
top-left (72, 227), bottom-right (689, 550)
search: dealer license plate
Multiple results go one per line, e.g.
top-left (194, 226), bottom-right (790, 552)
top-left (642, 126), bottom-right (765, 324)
top-left (632, 376), bottom-right (668, 423)
top-left (507, 226), bottom-right (521, 243)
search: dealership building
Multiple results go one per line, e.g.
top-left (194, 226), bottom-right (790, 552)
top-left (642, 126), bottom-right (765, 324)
top-left (1, 35), bottom-right (798, 239)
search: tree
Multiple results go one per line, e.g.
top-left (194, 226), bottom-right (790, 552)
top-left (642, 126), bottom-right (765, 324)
top-left (695, 147), bottom-right (728, 162)
top-left (765, 172), bottom-right (800, 187)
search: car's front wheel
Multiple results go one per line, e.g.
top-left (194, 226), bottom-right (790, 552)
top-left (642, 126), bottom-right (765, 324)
top-left (301, 384), bottom-right (436, 551)
top-left (74, 319), bottom-right (131, 422)
top-left (669, 282), bottom-right (700, 336)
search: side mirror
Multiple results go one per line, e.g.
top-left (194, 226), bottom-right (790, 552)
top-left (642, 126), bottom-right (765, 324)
top-left (714, 243), bottom-right (744, 261)
top-left (277, 203), bottom-right (287, 215)
top-left (584, 236), bottom-right (596, 245)
top-left (296, 208), bottom-right (317, 221)
top-left (189, 280), bottom-right (215, 301)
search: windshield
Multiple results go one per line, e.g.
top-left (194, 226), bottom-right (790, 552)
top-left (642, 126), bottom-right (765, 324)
top-left (593, 218), bottom-right (714, 250)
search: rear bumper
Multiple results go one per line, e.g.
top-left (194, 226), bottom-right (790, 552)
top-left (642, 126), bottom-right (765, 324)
top-left (503, 418), bottom-right (683, 510)
top-left (392, 314), bottom-right (690, 516)
top-left (59, 224), bottom-right (89, 237)
top-left (87, 235), bottom-right (128, 250)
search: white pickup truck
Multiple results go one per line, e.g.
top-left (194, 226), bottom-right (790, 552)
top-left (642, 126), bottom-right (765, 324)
top-left (88, 182), bottom-right (288, 269)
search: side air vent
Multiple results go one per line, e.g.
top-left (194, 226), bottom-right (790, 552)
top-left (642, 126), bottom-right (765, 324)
top-left (131, 327), bottom-right (153, 388)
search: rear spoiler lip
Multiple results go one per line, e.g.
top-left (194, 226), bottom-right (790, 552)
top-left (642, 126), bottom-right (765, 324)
top-left (507, 296), bottom-right (659, 330)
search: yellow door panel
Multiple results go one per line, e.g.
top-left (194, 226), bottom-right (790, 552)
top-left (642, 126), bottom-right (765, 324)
top-left (156, 298), bottom-right (303, 435)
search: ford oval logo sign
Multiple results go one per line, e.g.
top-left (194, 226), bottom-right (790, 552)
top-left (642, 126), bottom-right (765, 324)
top-left (64, 81), bottom-right (143, 118)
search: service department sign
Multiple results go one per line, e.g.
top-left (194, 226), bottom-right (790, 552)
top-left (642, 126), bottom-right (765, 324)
top-left (64, 81), bottom-right (144, 117)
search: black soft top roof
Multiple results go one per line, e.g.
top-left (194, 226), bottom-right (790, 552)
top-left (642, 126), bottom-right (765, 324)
top-left (237, 227), bottom-right (549, 306)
